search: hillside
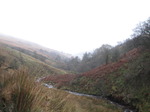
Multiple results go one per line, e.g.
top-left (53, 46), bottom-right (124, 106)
top-left (0, 42), bottom-right (123, 112)
top-left (0, 35), bottom-right (71, 70)
top-left (0, 68), bottom-right (124, 112)
top-left (0, 17), bottom-right (149, 112)
top-left (42, 48), bottom-right (150, 112)
top-left (0, 40), bottom-right (67, 77)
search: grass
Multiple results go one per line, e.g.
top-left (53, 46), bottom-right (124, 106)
top-left (43, 88), bottom-right (122, 112)
top-left (0, 69), bottom-right (46, 112)
top-left (0, 44), bottom-right (123, 112)
top-left (0, 44), bottom-right (67, 77)
top-left (0, 68), bottom-right (122, 112)
top-left (0, 37), bottom-right (123, 112)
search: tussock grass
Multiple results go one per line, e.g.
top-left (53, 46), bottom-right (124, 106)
top-left (42, 88), bottom-right (122, 112)
top-left (0, 69), bottom-right (46, 112)
top-left (42, 88), bottom-right (68, 112)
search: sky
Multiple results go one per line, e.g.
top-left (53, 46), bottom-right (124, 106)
top-left (0, 0), bottom-right (150, 55)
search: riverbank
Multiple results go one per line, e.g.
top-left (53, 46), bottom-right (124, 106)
top-left (43, 83), bottom-right (137, 112)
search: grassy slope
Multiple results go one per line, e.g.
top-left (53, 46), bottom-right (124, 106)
top-left (0, 36), bottom-right (71, 69)
top-left (0, 43), bottom-right (67, 77)
top-left (43, 88), bottom-right (122, 112)
top-left (0, 69), bottom-right (122, 112)
top-left (0, 36), bottom-right (123, 112)
top-left (43, 48), bottom-right (150, 112)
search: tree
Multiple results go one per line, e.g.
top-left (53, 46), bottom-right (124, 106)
top-left (94, 44), bottom-right (112, 64)
top-left (67, 56), bottom-right (81, 72)
top-left (101, 44), bottom-right (112, 64)
top-left (122, 39), bottom-right (135, 53)
top-left (132, 17), bottom-right (150, 48)
top-left (79, 52), bottom-right (92, 72)
top-left (111, 47), bottom-right (120, 62)
top-left (133, 17), bottom-right (150, 37)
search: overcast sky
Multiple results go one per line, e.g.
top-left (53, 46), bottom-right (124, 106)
top-left (0, 0), bottom-right (150, 55)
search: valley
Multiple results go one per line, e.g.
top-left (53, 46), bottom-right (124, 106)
top-left (0, 18), bottom-right (150, 112)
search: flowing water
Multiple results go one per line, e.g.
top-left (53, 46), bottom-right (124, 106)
top-left (42, 83), bottom-right (137, 112)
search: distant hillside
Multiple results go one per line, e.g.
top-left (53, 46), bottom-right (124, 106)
top-left (0, 35), bottom-right (71, 71)
top-left (0, 38), bottom-right (68, 77)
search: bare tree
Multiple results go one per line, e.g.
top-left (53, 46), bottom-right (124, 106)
top-left (132, 17), bottom-right (150, 48)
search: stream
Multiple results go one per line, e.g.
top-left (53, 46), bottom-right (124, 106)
top-left (42, 83), bottom-right (137, 112)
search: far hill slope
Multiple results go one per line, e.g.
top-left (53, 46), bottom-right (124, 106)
top-left (0, 42), bottom-right (67, 77)
top-left (0, 35), bottom-right (71, 69)
top-left (42, 48), bottom-right (150, 112)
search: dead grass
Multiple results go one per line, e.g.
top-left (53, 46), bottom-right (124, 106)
top-left (42, 87), bottom-right (122, 112)
top-left (0, 69), bottom-right (46, 112)
top-left (0, 68), bottom-right (122, 112)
